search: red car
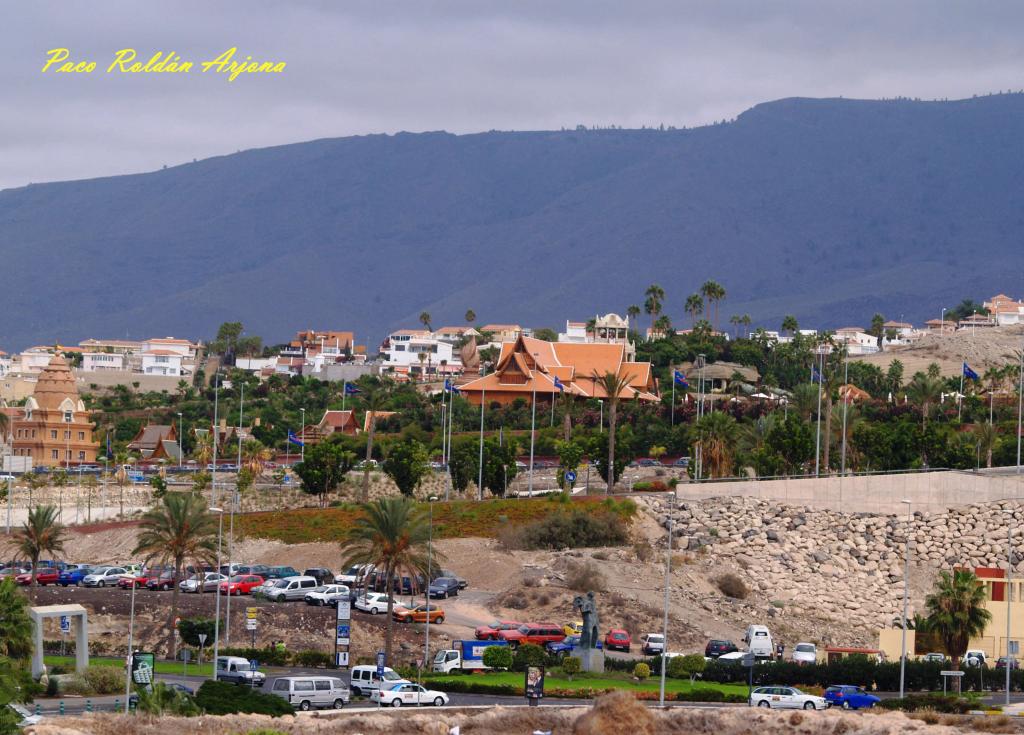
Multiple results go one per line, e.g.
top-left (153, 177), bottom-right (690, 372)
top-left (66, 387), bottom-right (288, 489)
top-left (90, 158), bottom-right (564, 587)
top-left (219, 574), bottom-right (265, 595)
top-left (604, 629), bottom-right (632, 652)
top-left (475, 619), bottom-right (523, 641)
top-left (497, 623), bottom-right (565, 650)
top-left (16, 569), bottom-right (59, 586)
top-left (119, 569), bottom-right (162, 589)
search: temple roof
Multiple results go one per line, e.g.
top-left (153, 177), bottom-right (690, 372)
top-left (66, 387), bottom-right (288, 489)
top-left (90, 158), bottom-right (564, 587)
top-left (32, 354), bottom-right (81, 411)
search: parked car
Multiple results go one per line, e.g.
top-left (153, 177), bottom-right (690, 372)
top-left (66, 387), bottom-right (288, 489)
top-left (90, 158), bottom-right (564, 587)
top-left (82, 567), bottom-right (128, 587)
top-left (146, 571), bottom-right (180, 591)
top-left (672, 457), bottom-right (690, 467)
top-left (792, 642), bottom-right (817, 665)
top-left (497, 623), bottom-right (565, 650)
top-left (348, 665), bottom-right (408, 697)
top-left (237, 564), bottom-right (270, 576)
top-left (263, 566), bottom-right (301, 580)
top-left (562, 621), bottom-right (583, 637)
top-left (921, 652), bottom-right (948, 664)
top-left (705, 639), bottom-right (739, 658)
top-left (641, 633), bottom-right (665, 655)
top-left (219, 574), bottom-right (265, 595)
top-left (119, 568), bottom-right (164, 589)
top-left (428, 577), bottom-right (460, 599)
top-left (604, 629), bottom-right (631, 652)
top-left (823, 685), bottom-right (879, 710)
top-left (215, 656), bottom-right (266, 687)
top-left (744, 625), bottom-right (775, 659)
top-left (750, 686), bottom-right (828, 710)
top-left (16, 569), bottom-right (59, 586)
top-left (965, 649), bottom-right (988, 668)
top-left (546, 634), bottom-right (602, 658)
top-left (475, 620), bottom-right (523, 640)
top-left (303, 568), bottom-right (334, 585)
top-left (632, 458), bottom-right (659, 467)
top-left (335, 564), bottom-right (374, 586)
top-left (997, 656), bottom-right (1020, 670)
top-left (179, 572), bottom-right (227, 593)
top-left (58, 566), bottom-right (94, 587)
top-left (304, 584), bottom-right (350, 606)
top-left (437, 570), bottom-right (467, 589)
top-left (393, 604), bottom-right (444, 624)
top-left (371, 683), bottom-right (448, 708)
top-left (265, 576), bottom-right (318, 602)
top-left (269, 676), bottom-right (349, 710)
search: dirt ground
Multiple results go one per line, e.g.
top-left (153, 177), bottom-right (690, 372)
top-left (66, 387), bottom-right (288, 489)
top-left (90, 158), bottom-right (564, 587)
top-left (853, 324), bottom-right (1024, 379)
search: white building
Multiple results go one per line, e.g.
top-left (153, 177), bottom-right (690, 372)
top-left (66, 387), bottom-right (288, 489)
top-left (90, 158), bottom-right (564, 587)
top-left (0, 352), bottom-right (10, 377)
top-left (381, 330), bottom-right (458, 376)
top-left (141, 350), bottom-right (186, 376)
top-left (142, 337), bottom-right (198, 359)
top-left (81, 352), bottom-right (128, 372)
top-left (16, 348), bottom-right (55, 373)
top-left (834, 327), bottom-right (879, 355)
top-left (235, 356), bottom-right (277, 372)
top-left (78, 339), bottom-right (142, 355)
top-left (558, 321), bottom-right (589, 343)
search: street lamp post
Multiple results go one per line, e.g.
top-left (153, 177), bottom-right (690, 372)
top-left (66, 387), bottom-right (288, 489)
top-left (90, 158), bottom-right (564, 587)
top-left (424, 498), bottom-right (433, 673)
top-left (1016, 345), bottom-right (1023, 475)
top-left (658, 490), bottom-right (676, 706)
top-left (177, 412), bottom-right (183, 470)
top-left (941, 307), bottom-right (946, 334)
top-left (1006, 508), bottom-right (1015, 707)
top-left (299, 408), bottom-right (306, 463)
top-left (123, 570), bottom-right (137, 714)
top-left (210, 506), bottom-right (225, 679)
top-left (899, 498), bottom-right (912, 699)
top-left (527, 378), bottom-right (537, 495)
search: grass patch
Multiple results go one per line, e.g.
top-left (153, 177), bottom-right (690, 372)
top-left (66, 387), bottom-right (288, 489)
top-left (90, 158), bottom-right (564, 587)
top-left (422, 670), bottom-right (747, 697)
top-left (45, 655), bottom-right (213, 678)
top-left (237, 495), bottom-right (636, 544)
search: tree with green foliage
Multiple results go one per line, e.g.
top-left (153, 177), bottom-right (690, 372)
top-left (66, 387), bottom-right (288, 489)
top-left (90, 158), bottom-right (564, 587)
top-left (693, 412), bottom-right (739, 478)
top-left (482, 645), bottom-right (513, 671)
top-left (14, 505), bottom-right (67, 588)
top-left (757, 412), bottom-right (815, 476)
top-left (447, 438), bottom-right (476, 495)
top-left (669, 653), bottom-right (706, 683)
top-left (464, 309), bottom-right (476, 324)
top-left (700, 280), bottom-right (726, 331)
top-left (382, 438), bottom-right (429, 497)
top-left (532, 328), bottom-right (558, 342)
top-left (869, 313), bottom-right (885, 349)
top-left (886, 359), bottom-right (904, 394)
top-left (133, 492), bottom-right (218, 657)
top-left (592, 371), bottom-right (633, 491)
top-left (149, 474), bottom-right (168, 499)
top-left (561, 654), bottom-right (581, 680)
top-left (684, 294), bottom-right (704, 328)
top-left (644, 284), bottom-right (665, 335)
top-left (361, 385), bottom-right (391, 502)
top-left (134, 681), bottom-right (202, 716)
top-left (626, 304), bottom-right (641, 333)
top-left (0, 579), bottom-right (32, 660)
top-left (176, 617), bottom-right (215, 648)
top-left (781, 315), bottom-right (798, 337)
top-left (419, 312), bottom-right (432, 332)
top-left (0, 656), bottom-right (33, 734)
top-left (338, 497), bottom-right (438, 663)
top-left (480, 437), bottom-right (517, 497)
top-left (556, 439), bottom-right (586, 489)
top-left (294, 441), bottom-right (357, 506)
top-left (906, 372), bottom-right (944, 428)
top-left (925, 569), bottom-right (991, 672)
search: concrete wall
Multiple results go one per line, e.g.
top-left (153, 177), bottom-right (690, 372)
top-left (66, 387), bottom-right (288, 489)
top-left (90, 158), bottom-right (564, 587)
top-left (677, 470), bottom-right (1024, 515)
top-left (73, 370), bottom-right (184, 393)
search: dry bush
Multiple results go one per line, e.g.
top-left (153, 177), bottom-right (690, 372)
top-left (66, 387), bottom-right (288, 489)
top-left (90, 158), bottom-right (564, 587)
top-left (565, 560), bottom-right (607, 592)
top-left (911, 710), bottom-right (941, 725)
top-left (522, 575), bottom-right (540, 588)
top-left (633, 541), bottom-right (653, 562)
top-left (536, 592), bottom-right (551, 606)
top-left (591, 550), bottom-right (610, 561)
top-left (968, 715), bottom-right (1015, 733)
top-left (787, 712), bottom-right (804, 726)
top-left (495, 590), bottom-right (529, 610)
top-left (573, 689), bottom-right (655, 735)
top-left (496, 523), bottom-right (524, 550)
top-left (715, 573), bottom-right (748, 599)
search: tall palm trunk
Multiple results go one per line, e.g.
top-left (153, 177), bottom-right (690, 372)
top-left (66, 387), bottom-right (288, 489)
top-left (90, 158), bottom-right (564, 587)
top-left (362, 418), bottom-right (377, 502)
top-left (170, 559), bottom-right (182, 658)
top-left (607, 401), bottom-right (617, 493)
top-left (822, 394), bottom-right (833, 472)
top-left (384, 564), bottom-right (395, 663)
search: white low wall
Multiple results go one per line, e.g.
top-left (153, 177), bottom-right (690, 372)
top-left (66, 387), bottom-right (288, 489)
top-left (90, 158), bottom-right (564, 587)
top-left (677, 470), bottom-right (1024, 514)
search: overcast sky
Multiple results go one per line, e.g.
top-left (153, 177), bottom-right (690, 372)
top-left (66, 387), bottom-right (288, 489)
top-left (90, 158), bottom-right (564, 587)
top-left (3, 1), bottom-right (1023, 190)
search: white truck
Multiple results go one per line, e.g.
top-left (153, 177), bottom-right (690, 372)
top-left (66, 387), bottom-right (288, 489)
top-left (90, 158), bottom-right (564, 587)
top-left (744, 625), bottom-right (775, 659)
top-left (433, 640), bottom-right (509, 673)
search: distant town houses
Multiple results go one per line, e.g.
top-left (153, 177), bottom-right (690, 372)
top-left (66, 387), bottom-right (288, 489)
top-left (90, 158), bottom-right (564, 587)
top-left (984, 294), bottom-right (1024, 326)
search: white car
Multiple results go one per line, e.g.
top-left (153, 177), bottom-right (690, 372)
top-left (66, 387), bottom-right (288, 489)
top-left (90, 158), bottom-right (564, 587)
top-left (714, 651), bottom-right (747, 662)
top-left (305, 584), bottom-right (350, 606)
top-left (179, 572), bottom-right (227, 593)
top-left (792, 642), bottom-right (817, 665)
top-left (335, 564), bottom-right (373, 586)
top-left (371, 683), bottom-right (448, 707)
top-left (750, 686), bottom-right (828, 710)
top-left (82, 567), bottom-right (127, 587)
top-left (355, 592), bottom-right (394, 615)
top-left (641, 633), bottom-right (665, 655)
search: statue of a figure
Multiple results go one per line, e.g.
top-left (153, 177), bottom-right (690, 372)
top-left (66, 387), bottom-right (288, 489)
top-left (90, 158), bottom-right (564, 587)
top-left (572, 591), bottom-right (600, 650)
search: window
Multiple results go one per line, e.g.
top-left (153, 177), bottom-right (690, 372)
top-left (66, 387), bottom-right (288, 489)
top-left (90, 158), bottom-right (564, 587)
top-left (78, 451), bottom-right (85, 460)
top-left (272, 680), bottom-right (288, 692)
top-left (64, 431), bottom-right (70, 440)
top-left (51, 450), bottom-right (59, 459)
top-left (78, 432), bottom-right (85, 441)
top-left (394, 345), bottom-right (405, 352)
top-left (294, 681), bottom-right (314, 692)
top-left (314, 680), bottom-right (331, 691)
top-left (50, 430), bottom-right (57, 439)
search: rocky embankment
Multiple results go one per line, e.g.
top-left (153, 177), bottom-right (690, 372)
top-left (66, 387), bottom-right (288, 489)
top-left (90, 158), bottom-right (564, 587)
top-left (650, 496), bottom-right (1023, 637)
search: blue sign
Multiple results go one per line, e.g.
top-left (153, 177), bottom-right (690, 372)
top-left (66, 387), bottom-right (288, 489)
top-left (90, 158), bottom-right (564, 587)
top-left (376, 651), bottom-right (386, 676)
top-left (564, 470), bottom-right (577, 484)
top-left (249, 659), bottom-right (258, 671)
top-left (60, 615), bottom-right (70, 633)
top-left (337, 624), bottom-right (350, 638)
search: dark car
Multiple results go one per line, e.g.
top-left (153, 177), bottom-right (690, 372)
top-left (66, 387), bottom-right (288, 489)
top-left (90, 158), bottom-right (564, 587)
top-left (438, 570), bottom-right (468, 589)
top-left (264, 566), bottom-right (300, 580)
top-left (58, 566), bottom-right (93, 587)
top-left (303, 568), bottom-right (334, 585)
top-left (824, 685), bottom-right (880, 710)
top-left (237, 564), bottom-right (270, 576)
top-left (632, 458), bottom-right (659, 467)
top-left (428, 577), bottom-right (461, 599)
top-left (146, 571), bottom-right (180, 591)
top-left (672, 457), bottom-right (690, 467)
top-left (997, 657), bottom-right (1020, 670)
top-left (546, 634), bottom-right (602, 658)
top-left (705, 639), bottom-right (739, 658)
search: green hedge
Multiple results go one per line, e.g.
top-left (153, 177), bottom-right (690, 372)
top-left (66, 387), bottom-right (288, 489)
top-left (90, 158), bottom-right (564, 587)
top-left (194, 680), bottom-right (294, 717)
top-left (880, 694), bottom-right (974, 714)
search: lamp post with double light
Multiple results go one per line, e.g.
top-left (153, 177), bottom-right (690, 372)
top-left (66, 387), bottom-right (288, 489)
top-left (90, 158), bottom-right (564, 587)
top-left (899, 498), bottom-right (912, 699)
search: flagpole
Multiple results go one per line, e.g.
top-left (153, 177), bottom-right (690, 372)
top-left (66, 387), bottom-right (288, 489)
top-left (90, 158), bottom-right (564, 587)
top-left (959, 360), bottom-right (965, 422)
top-left (478, 386), bottom-right (486, 501)
top-left (814, 349), bottom-right (823, 477)
top-left (841, 351), bottom-right (849, 476)
top-left (528, 379), bottom-right (537, 496)
top-left (1016, 344), bottom-right (1022, 475)
top-left (342, 381), bottom-right (347, 413)
top-left (671, 376), bottom-right (676, 426)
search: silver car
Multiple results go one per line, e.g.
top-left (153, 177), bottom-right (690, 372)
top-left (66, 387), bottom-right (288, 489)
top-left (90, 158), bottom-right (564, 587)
top-left (266, 576), bottom-right (318, 602)
top-left (82, 567), bottom-right (127, 587)
top-left (179, 572), bottom-right (227, 593)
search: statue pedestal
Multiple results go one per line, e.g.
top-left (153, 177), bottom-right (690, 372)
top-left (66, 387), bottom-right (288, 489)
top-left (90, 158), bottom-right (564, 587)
top-left (571, 648), bottom-right (605, 674)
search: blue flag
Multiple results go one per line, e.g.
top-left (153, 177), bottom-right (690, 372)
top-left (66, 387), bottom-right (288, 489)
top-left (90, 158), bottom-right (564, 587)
top-left (963, 363), bottom-right (980, 381)
top-left (553, 376), bottom-right (565, 393)
top-left (287, 430), bottom-right (305, 447)
top-left (673, 370), bottom-right (688, 388)
top-left (106, 430), bottom-right (112, 459)
top-left (344, 383), bottom-right (360, 396)
top-left (811, 366), bottom-right (822, 384)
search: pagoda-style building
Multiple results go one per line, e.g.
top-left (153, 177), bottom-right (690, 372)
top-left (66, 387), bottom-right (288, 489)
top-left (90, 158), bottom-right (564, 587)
top-left (11, 354), bottom-right (97, 467)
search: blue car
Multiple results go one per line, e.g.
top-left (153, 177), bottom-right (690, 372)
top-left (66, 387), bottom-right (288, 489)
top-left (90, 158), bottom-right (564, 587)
top-left (824, 685), bottom-right (880, 710)
top-left (58, 566), bottom-right (94, 587)
top-left (546, 635), bottom-right (602, 657)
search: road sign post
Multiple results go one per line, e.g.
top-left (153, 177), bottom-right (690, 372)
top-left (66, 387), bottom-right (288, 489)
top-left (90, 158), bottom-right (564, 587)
top-left (376, 651), bottom-right (386, 709)
top-left (246, 607), bottom-right (258, 647)
top-left (334, 600), bottom-right (351, 672)
top-left (940, 670), bottom-right (964, 695)
top-left (742, 653), bottom-right (755, 703)
top-left (198, 633), bottom-right (207, 668)
top-left (250, 659), bottom-right (258, 691)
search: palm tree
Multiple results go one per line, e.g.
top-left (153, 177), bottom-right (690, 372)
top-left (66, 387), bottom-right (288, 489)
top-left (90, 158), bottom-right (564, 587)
top-left (338, 497), bottom-right (438, 663)
top-left (974, 422), bottom-right (997, 468)
top-left (133, 492), bottom-right (218, 656)
top-left (361, 386), bottom-right (391, 502)
top-left (112, 449), bottom-right (136, 518)
top-left (13, 505), bottom-right (67, 588)
top-left (694, 412), bottom-right (739, 478)
top-left (0, 410), bottom-right (9, 445)
top-left (925, 569), bottom-right (991, 673)
top-left (419, 312), bottom-right (433, 333)
top-left (906, 373), bottom-right (944, 428)
top-left (592, 371), bottom-right (632, 493)
top-left (0, 577), bottom-right (32, 659)
top-left (781, 315), bottom-right (799, 337)
top-left (700, 280), bottom-right (726, 331)
top-left (626, 305), bottom-right (640, 333)
top-left (644, 284), bottom-right (665, 336)
top-left (241, 439), bottom-right (271, 476)
top-left (652, 314), bottom-right (672, 336)
top-left (741, 315), bottom-right (752, 338)
top-left (684, 294), bottom-right (704, 328)
top-left (464, 309), bottom-right (476, 324)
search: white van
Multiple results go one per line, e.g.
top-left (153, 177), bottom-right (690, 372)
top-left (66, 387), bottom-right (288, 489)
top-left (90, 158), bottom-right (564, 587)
top-left (265, 575), bottom-right (319, 602)
top-left (349, 665), bottom-right (409, 697)
top-left (744, 625), bottom-right (774, 659)
top-left (269, 676), bottom-right (349, 710)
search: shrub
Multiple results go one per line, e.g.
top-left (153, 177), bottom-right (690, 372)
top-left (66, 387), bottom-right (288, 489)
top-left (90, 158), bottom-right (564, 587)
top-left (83, 665), bottom-right (123, 695)
top-left (633, 541), bottom-right (653, 562)
top-left (512, 643), bottom-right (547, 672)
top-left (517, 510), bottom-right (629, 550)
top-left (715, 573), bottom-right (748, 599)
top-left (632, 481), bottom-right (669, 492)
top-left (292, 650), bottom-right (331, 668)
top-left (482, 645), bottom-right (513, 671)
top-left (177, 618), bottom-right (216, 648)
top-left (668, 654), bottom-right (706, 682)
top-left (427, 678), bottom-right (519, 696)
top-left (194, 680), bottom-right (294, 716)
top-left (565, 560), bottom-right (607, 592)
top-left (633, 662), bottom-right (651, 680)
top-left (562, 656), bottom-right (581, 680)
top-left (218, 646), bottom-right (290, 667)
top-left (61, 674), bottom-right (92, 696)
top-left (880, 694), bottom-right (973, 714)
